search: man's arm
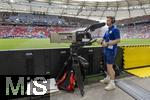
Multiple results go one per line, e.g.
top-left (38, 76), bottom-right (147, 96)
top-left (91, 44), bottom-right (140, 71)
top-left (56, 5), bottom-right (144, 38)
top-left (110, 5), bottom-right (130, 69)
top-left (106, 39), bottom-right (120, 46)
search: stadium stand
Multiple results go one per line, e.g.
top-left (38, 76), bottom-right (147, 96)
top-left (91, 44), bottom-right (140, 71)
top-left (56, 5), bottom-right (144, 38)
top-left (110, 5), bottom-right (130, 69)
top-left (120, 23), bottom-right (150, 39)
top-left (0, 12), bottom-right (98, 38)
top-left (0, 25), bottom-right (78, 38)
top-left (0, 12), bottom-right (149, 39)
top-left (117, 15), bottom-right (150, 39)
top-left (0, 12), bottom-right (98, 27)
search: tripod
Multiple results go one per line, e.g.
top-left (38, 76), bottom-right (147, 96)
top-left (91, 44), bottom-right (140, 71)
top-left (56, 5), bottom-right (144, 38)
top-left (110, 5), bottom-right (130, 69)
top-left (56, 23), bottom-right (105, 96)
top-left (57, 43), bottom-right (89, 96)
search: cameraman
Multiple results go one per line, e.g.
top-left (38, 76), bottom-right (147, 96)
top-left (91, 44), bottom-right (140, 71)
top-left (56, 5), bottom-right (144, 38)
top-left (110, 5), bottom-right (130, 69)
top-left (100, 16), bottom-right (121, 91)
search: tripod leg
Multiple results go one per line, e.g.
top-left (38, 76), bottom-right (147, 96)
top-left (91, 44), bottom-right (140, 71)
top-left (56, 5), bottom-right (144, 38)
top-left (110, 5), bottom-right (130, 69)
top-left (56, 56), bottom-right (71, 80)
top-left (72, 57), bottom-right (85, 96)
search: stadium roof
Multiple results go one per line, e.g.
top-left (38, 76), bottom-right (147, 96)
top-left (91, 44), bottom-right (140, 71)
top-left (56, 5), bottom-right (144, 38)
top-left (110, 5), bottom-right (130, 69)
top-left (0, 0), bottom-right (150, 21)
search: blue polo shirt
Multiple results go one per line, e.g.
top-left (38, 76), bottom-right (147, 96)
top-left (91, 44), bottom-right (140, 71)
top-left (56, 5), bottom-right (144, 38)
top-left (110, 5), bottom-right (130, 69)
top-left (103, 25), bottom-right (120, 52)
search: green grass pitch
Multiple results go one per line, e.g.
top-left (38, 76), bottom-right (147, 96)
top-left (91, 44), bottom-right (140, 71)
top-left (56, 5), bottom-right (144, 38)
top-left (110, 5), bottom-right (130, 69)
top-left (0, 38), bottom-right (149, 51)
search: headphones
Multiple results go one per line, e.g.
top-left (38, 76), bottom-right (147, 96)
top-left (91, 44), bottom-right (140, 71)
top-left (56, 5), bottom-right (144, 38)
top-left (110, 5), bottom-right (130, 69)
top-left (107, 16), bottom-right (116, 24)
top-left (111, 17), bottom-right (116, 24)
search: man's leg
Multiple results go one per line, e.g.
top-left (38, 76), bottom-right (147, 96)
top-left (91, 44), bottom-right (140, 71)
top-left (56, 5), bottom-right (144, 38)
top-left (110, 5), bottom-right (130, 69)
top-left (107, 64), bottom-right (115, 80)
top-left (100, 53), bottom-right (111, 84)
top-left (104, 64), bottom-right (116, 90)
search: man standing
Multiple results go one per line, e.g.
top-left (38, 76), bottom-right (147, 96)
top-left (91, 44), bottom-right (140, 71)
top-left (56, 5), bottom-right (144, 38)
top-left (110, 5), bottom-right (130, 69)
top-left (100, 16), bottom-right (121, 91)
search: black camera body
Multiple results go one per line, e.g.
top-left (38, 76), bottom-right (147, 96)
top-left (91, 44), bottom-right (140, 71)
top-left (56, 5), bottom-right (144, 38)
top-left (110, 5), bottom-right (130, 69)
top-left (72, 31), bottom-right (92, 46)
top-left (72, 22), bottom-right (105, 46)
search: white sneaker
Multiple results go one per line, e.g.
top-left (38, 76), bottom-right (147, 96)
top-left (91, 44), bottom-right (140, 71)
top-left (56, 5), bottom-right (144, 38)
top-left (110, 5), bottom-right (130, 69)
top-left (105, 81), bottom-right (116, 91)
top-left (100, 76), bottom-right (110, 84)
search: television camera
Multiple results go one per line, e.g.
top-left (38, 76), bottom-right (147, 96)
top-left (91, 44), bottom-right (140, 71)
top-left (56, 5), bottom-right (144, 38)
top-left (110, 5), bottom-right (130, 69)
top-left (56, 23), bottom-right (106, 96)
